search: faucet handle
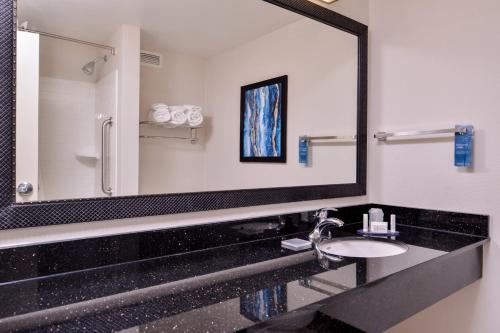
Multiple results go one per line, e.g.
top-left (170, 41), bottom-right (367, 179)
top-left (314, 207), bottom-right (338, 221)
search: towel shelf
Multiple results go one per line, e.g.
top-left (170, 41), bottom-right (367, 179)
top-left (139, 122), bottom-right (201, 144)
top-left (139, 121), bottom-right (202, 129)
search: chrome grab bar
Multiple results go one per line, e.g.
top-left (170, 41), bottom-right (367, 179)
top-left (101, 117), bottom-right (113, 195)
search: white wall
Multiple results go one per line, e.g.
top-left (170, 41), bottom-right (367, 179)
top-left (308, 0), bottom-right (369, 24)
top-left (368, 0), bottom-right (500, 332)
top-left (16, 31), bottom-right (39, 202)
top-left (139, 50), bottom-right (206, 194)
top-left (39, 38), bottom-right (99, 83)
top-left (139, 16), bottom-right (359, 194)
top-left (139, 50), bottom-right (206, 117)
top-left (106, 25), bottom-right (141, 197)
top-left (203, 18), bottom-right (358, 191)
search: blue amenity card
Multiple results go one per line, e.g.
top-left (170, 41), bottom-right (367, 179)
top-left (299, 136), bottom-right (309, 166)
top-left (454, 125), bottom-right (473, 167)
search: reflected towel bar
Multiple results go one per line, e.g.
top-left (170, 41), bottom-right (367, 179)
top-left (374, 127), bottom-right (470, 141)
top-left (304, 135), bottom-right (357, 142)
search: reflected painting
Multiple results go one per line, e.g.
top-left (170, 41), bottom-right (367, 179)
top-left (240, 76), bottom-right (287, 163)
top-left (240, 285), bottom-right (287, 322)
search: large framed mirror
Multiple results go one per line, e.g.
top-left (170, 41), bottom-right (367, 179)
top-left (0, 0), bottom-right (367, 229)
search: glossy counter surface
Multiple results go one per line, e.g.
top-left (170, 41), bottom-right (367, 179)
top-left (0, 204), bottom-right (489, 332)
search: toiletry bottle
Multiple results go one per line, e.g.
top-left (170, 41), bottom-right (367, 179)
top-left (390, 214), bottom-right (396, 233)
top-left (363, 214), bottom-right (369, 232)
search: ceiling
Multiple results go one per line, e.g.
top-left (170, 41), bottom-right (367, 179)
top-left (18, 0), bottom-right (303, 58)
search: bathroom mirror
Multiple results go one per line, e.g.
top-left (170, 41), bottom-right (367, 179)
top-left (1, 0), bottom-right (366, 228)
top-left (15, 0), bottom-right (361, 202)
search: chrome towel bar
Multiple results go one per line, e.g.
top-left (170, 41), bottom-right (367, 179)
top-left (374, 127), bottom-right (470, 141)
top-left (303, 135), bottom-right (357, 142)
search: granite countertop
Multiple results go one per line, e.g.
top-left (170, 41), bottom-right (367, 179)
top-left (0, 204), bottom-right (489, 332)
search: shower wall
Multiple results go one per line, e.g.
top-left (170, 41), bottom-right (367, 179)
top-left (38, 38), bottom-right (112, 200)
top-left (38, 77), bottom-right (97, 200)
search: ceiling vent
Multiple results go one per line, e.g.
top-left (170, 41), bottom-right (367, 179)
top-left (140, 51), bottom-right (162, 68)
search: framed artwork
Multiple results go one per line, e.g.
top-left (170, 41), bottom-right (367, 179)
top-left (240, 75), bottom-right (287, 163)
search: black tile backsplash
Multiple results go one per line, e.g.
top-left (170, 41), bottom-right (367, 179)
top-left (369, 204), bottom-right (489, 237)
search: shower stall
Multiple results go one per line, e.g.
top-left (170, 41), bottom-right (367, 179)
top-left (16, 28), bottom-right (121, 201)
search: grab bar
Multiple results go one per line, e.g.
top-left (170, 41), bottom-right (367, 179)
top-left (101, 117), bottom-right (113, 195)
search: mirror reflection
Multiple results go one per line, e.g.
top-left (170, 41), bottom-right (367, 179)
top-left (16, 0), bottom-right (358, 202)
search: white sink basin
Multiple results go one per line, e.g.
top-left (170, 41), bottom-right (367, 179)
top-left (317, 237), bottom-right (408, 258)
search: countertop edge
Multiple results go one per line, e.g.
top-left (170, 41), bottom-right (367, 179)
top-left (245, 240), bottom-right (486, 333)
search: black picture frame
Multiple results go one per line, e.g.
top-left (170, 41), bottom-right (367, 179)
top-left (240, 75), bottom-right (288, 163)
top-left (0, 0), bottom-right (368, 230)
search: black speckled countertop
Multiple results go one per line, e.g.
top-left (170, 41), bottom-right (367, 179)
top-left (0, 204), bottom-right (489, 333)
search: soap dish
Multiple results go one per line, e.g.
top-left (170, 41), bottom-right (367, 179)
top-left (357, 229), bottom-right (400, 237)
top-left (281, 238), bottom-right (312, 251)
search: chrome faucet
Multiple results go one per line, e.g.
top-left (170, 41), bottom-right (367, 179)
top-left (309, 208), bottom-right (345, 244)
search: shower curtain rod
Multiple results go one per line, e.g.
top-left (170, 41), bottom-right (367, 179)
top-left (17, 27), bottom-right (116, 55)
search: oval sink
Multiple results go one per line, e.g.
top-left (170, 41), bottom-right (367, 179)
top-left (317, 237), bottom-right (408, 258)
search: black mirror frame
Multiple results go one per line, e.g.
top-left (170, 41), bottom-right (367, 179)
top-left (0, 0), bottom-right (367, 230)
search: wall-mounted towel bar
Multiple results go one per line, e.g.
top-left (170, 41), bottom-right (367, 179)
top-left (374, 125), bottom-right (474, 167)
top-left (304, 135), bottom-right (357, 142)
top-left (298, 134), bottom-right (357, 166)
top-left (374, 127), bottom-right (469, 141)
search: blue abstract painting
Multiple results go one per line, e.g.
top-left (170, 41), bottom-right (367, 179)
top-left (240, 284), bottom-right (287, 322)
top-left (240, 76), bottom-right (287, 162)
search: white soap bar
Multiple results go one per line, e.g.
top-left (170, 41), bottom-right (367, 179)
top-left (281, 238), bottom-right (312, 251)
top-left (370, 221), bottom-right (388, 233)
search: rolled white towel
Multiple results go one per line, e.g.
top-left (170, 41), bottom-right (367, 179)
top-left (169, 106), bottom-right (188, 125)
top-left (151, 102), bottom-right (169, 111)
top-left (184, 104), bottom-right (202, 112)
top-left (186, 108), bottom-right (203, 127)
top-left (149, 108), bottom-right (171, 123)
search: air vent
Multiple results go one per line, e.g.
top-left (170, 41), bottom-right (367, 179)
top-left (140, 51), bottom-right (162, 68)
